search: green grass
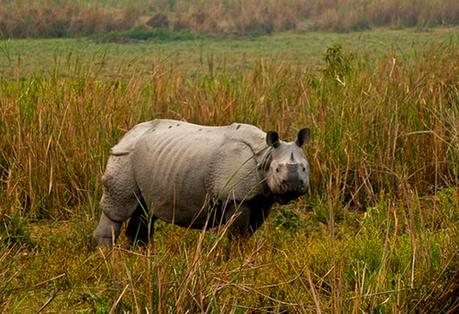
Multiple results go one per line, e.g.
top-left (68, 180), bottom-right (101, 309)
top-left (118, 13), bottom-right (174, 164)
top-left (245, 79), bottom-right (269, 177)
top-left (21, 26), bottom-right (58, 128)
top-left (1, 28), bottom-right (459, 312)
top-left (1, 27), bottom-right (457, 78)
top-left (2, 193), bottom-right (458, 312)
top-left (93, 26), bottom-right (204, 43)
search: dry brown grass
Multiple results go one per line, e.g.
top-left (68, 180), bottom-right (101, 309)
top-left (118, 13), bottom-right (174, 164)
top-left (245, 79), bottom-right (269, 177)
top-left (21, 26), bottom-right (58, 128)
top-left (159, 0), bottom-right (459, 33)
top-left (0, 41), bottom-right (457, 219)
top-left (0, 1), bottom-right (140, 38)
top-left (0, 32), bottom-right (458, 312)
top-left (1, 0), bottom-right (459, 38)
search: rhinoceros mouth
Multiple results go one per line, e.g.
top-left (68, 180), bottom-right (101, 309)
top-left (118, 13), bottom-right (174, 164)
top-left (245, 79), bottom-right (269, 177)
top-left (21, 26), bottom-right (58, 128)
top-left (274, 191), bottom-right (304, 205)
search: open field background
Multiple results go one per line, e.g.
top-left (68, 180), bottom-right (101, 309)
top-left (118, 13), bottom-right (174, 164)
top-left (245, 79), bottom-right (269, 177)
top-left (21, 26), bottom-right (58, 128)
top-left (1, 1), bottom-right (459, 312)
top-left (1, 0), bottom-right (459, 38)
top-left (1, 27), bottom-right (458, 79)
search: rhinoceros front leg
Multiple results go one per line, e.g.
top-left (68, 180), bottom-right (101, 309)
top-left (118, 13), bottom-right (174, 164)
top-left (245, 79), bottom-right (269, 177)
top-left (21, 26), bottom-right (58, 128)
top-left (225, 203), bottom-right (273, 237)
top-left (248, 205), bottom-right (272, 234)
top-left (225, 205), bottom-right (251, 237)
top-left (223, 203), bottom-right (272, 258)
top-left (126, 202), bottom-right (156, 246)
top-left (223, 203), bottom-right (252, 259)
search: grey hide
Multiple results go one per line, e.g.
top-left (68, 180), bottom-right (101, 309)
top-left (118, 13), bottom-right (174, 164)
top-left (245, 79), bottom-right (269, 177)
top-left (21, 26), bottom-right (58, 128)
top-left (93, 119), bottom-right (311, 247)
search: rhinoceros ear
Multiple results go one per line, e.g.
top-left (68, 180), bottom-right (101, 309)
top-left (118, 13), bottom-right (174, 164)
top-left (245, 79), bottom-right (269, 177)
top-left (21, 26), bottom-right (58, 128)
top-left (266, 131), bottom-right (280, 148)
top-left (296, 128), bottom-right (310, 146)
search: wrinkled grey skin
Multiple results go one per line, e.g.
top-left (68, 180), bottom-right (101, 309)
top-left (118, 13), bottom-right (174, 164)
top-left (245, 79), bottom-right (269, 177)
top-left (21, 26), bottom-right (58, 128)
top-left (93, 119), bottom-right (311, 247)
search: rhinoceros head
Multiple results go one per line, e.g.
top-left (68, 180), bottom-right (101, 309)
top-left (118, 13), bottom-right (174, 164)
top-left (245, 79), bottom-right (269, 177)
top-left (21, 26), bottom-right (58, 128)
top-left (263, 128), bottom-right (311, 205)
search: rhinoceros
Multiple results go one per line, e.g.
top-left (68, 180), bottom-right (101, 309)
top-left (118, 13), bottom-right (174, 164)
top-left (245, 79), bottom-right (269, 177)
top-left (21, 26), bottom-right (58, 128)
top-left (93, 119), bottom-right (310, 247)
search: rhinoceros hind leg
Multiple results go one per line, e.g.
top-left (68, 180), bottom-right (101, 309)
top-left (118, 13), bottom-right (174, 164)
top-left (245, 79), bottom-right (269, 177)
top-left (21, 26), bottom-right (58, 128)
top-left (126, 200), bottom-right (156, 246)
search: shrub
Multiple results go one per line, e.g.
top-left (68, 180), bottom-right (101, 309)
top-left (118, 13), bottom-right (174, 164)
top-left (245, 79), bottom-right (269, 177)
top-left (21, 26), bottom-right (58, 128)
top-left (146, 13), bottom-right (170, 29)
top-left (95, 26), bottom-right (201, 43)
top-left (0, 214), bottom-right (34, 248)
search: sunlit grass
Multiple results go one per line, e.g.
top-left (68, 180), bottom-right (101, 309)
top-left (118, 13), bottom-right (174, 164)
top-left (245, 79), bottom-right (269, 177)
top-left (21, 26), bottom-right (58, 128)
top-left (0, 33), bottom-right (458, 312)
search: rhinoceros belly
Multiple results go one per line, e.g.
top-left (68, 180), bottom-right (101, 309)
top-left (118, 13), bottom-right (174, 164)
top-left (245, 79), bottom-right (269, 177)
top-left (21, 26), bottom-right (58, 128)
top-left (132, 123), bottom-right (224, 227)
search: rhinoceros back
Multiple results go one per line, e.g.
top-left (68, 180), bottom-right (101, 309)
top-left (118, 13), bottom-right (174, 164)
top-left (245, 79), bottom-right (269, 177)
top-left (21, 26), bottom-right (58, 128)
top-left (110, 121), bottom-right (155, 156)
top-left (129, 119), bottom-right (266, 227)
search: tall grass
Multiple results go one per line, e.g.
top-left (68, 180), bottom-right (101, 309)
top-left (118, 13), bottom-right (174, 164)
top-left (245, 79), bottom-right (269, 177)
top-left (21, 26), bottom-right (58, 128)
top-left (0, 0), bottom-right (139, 38)
top-left (0, 43), bottom-right (458, 311)
top-left (1, 43), bottom-right (458, 218)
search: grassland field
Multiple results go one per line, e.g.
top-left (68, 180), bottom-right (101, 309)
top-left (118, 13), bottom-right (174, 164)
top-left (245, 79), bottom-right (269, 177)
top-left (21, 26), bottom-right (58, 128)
top-left (1, 27), bottom-right (459, 312)
top-left (1, 27), bottom-right (458, 78)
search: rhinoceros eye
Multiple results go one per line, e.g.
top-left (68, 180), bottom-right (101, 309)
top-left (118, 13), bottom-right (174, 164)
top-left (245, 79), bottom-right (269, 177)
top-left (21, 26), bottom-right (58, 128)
top-left (302, 166), bottom-right (306, 172)
top-left (276, 168), bottom-right (280, 173)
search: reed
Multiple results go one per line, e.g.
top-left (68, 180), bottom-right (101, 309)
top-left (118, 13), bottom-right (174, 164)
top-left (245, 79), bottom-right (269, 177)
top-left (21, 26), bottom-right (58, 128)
top-left (0, 40), bottom-right (458, 311)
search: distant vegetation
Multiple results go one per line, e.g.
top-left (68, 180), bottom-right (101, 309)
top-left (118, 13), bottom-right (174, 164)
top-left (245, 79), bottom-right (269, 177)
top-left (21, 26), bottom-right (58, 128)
top-left (1, 0), bottom-right (459, 38)
top-left (94, 26), bottom-right (203, 43)
top-left (0, 1), bottom-right (139, 38)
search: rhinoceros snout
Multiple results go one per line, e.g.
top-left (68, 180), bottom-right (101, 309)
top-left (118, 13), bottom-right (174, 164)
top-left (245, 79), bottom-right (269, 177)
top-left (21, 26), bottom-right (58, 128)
top-left (277, 163), bottom-right (308, 192)
top-left (280, 178), bottom-right (308, 194)
top-left (274, 176), bottom-right (308, 204)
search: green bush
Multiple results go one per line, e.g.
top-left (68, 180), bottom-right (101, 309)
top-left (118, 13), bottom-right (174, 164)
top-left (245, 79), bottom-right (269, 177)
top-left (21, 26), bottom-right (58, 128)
top-left (0, 214), bottom-right (34, 248)
top-left (95, 26), bottom-right (202, 43)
